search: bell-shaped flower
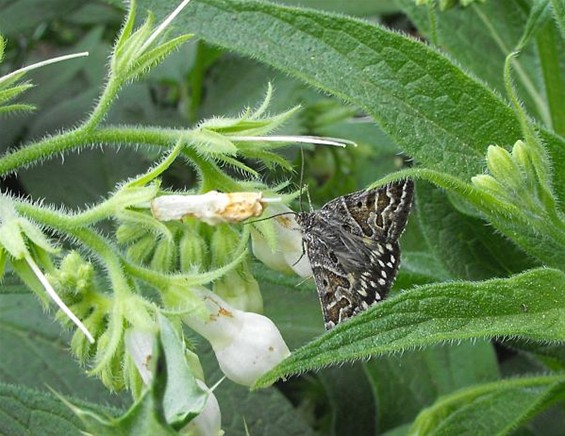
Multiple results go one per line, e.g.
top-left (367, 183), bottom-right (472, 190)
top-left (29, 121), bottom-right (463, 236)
top-left (251, 203), bottom-right (312, 278)
top-left (183, 287), bottom-right (290, 386)
top-left (181, 380), bottom-right (222, 436)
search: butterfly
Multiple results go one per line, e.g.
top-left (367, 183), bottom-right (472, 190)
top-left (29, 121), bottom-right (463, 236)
top-left (296, 179), bottom-right (414, 330)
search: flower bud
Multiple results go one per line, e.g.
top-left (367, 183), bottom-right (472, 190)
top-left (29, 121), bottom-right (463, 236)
top-left (126, 234), bottom-right (158, 264)
top-left (183, 288), bottom-right (290, 386)
top-left (213, 268), bottom-right (263, 313)
top-left (511, 139), bottom-right (537, 191)
top-left (179, 225), bottom-right (208, 273)
top-left (471, 174), bottom-right (511, 199)
top-left (486, 145), bottom-right (523, 191)
top-left (150, 238), bottom-right (177, 272)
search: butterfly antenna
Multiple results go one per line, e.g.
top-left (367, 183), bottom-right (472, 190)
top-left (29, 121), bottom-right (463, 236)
top-left (243, 211), bottom-right (297, 225)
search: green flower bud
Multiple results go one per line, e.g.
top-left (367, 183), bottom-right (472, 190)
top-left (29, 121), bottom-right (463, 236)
top-left (116, 221), bottom-right (148, 245)
top-left (471, 174), bottom-right (511, 199)
top-left (126, 233), bottom-right (158, 264)
top-left (213, 266), bottom-right (263, 313)
top-left (150, 238), bottom-right (177, 272)
top-left (179, 225), bottom-right (208, 273)
top-left (511, 140), bottom-right (537, 192)
top-left (486, 145), bottom-right (523, 192)
top-left (96, 331), bottom-right (125, 391)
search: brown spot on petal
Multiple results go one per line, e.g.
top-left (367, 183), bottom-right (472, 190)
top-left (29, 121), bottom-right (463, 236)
top-left (218, 307), bottom-right (234, 317)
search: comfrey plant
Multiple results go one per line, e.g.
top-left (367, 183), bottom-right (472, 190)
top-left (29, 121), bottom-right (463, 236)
top-left (0, 0), bottom-right (350, 433)
top-left (2, 0), bottom-right (565, 435)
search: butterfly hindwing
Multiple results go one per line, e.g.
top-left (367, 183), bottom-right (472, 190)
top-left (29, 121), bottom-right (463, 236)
top-left (298, 180), bottom-right (414, 329)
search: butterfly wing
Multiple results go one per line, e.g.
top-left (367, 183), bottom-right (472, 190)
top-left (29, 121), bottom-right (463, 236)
top-left (302, 180), bottom-right (413, 329)
top-left (319, 179), bottom-right (414, 241)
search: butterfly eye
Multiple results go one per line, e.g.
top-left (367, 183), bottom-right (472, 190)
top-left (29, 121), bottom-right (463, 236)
top-left (356, 201), bottom-right (363, 208)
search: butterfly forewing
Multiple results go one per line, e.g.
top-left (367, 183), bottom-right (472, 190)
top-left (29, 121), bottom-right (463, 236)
top-left (298, 179), bottom-right (414, 329)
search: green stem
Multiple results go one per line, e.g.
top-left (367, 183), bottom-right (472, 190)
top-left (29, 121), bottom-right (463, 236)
top-left (536, 20), bottom-right (565, 136)
top-left (126, 137), bottom-right (186, 188)
top-left (425, 3), bottom-right (439, 47)
top-left (503, 53), bottom-right (556, 211)
top-left (0, 128), bottom-right (85, 176)
top-left (83, 76), bottom-right (122, 132)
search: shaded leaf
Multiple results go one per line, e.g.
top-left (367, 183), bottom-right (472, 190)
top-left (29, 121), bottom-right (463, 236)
top-left (411, 374), bottom-right (565, 435)
top-left (256, 268), bottom-right (565, 387)
top-left (365, 342), bottom-right (499, 432)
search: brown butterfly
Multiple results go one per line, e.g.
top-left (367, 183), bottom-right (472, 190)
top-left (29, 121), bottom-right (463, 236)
top-left (296, 180), bottom-right (414, 329)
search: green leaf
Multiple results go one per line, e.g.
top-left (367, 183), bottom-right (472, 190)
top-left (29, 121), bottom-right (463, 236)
top-left (0, 0), bottom-right (88, 36)
top-left (274, 0), bottom-right (400, 15)
top-left (319, 364), bottom-right (376, 436)
top-left (255, 268), bottom-right (565, 387)
top-left (177, 0), bottom-right (565, 203)
top-left (158, 314), bottom-right (208, 428)
top-left (0, 287), bottom-right (126, 406)
top-left (365, 342), bottom-right (499, 432)
top-left (410, 374), bottom-right (565, 435)
top-left (397, 1), bottom-right (548, 125)
top-left (552, 0), bottom-right (565, 39)
top-left (0, 383), bottom-right (109, 436)
top-left (416, 182), bottom-right (537, 280)
top-left (395, 251), bottom-right (452, 288)
top-left (536, 17), bottom-right (565, 136)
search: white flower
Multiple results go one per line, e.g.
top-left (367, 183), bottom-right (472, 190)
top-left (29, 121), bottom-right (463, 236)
top-left (183, 288), bottom-right (290, 386)
top-left (182, 380), bottom-right (223, 436)
top-left (151, 191), bottom-right (278, 225)
top-left (251, 203), bottom-right (312, 277)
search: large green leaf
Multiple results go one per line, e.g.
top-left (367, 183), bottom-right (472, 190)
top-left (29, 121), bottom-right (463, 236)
top-left (410, 374), bottom-right (565, 435)
top-left (416, 182), bottom-right (537, 280)
top-left (397, 1), bottom-right (544, 121)
top-left (0, 383), bottom-right (111, 436)
top-left (365, 342), bottom-right (499, 433)
top-left (168, 0), bottom-right (565, 204)
top-left (318, 364), bottom-right (376, 436)
top-left (255, 268), bottom-right (565, 387)
top-left (0, 282), bottom-right (127, 408)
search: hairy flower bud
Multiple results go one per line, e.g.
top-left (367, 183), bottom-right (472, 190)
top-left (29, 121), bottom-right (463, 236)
top-left (486, 145), bottom-right (523, 191)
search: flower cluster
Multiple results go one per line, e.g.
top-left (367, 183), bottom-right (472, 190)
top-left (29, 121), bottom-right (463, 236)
top-left (0, 0), bottom-right (355, 432)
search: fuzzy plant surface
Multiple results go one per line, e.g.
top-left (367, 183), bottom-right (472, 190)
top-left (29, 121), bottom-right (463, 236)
top-left (0, 0), bottom-right (564, 435)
